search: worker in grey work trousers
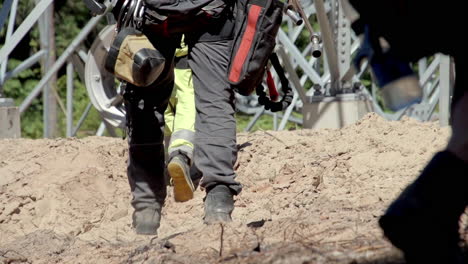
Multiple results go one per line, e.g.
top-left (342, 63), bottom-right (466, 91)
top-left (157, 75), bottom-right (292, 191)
top-left (123, 0), bottom-right (242, 235)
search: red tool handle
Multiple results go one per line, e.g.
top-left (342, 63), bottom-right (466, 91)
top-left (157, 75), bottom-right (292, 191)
top-left (266, 70), bottom-right (279, 102)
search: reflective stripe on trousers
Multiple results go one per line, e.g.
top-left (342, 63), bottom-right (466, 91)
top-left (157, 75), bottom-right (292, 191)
top-left (164, 67), bottom-right (196, 160)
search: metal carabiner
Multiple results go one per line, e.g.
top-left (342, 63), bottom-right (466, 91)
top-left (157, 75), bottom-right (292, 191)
top-left (116, 0), bottom-right (131, 32)
top-left (133, 0), bottom-right (145, 31)
top-left (123, 0), bottom-right (137, 28)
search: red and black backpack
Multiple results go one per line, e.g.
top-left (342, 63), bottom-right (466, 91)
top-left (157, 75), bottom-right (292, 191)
top-left (227, 0), bottom-right (284, 96)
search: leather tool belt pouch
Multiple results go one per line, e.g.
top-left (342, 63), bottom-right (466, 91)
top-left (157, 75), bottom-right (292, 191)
top-left (105, 27), bottom-right (166, 87)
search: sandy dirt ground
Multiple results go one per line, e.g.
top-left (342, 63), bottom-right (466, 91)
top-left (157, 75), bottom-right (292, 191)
top-left (0, 113), bottom-right (463, 264)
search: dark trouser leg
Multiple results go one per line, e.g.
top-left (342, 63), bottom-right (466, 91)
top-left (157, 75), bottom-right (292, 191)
top-left (380, 54), bottom-right (468, 263)
top-left (125, 81), bottom-right (174, 234)
top-left (447, 55), bottom-right (468, 162)
top-left (188, 39), bottom-right (241, 223)
top-left (125, 86), bottom-right (170, 209)
top-left (124, 36), bottom-right (178, 234)
top-left (188, 40), bottom-right (242, 195)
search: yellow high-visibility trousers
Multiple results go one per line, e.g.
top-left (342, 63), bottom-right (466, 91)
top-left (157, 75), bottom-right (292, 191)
top-left (164, 66), bottom-right (195, 160)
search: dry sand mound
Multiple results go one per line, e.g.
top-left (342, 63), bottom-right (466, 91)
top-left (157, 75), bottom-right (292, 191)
top-left (0, 113), bottom-right (458, 263)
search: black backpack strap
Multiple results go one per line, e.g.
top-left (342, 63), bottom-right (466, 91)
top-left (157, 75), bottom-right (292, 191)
top-left (257, 52), bottom-right (294, 112)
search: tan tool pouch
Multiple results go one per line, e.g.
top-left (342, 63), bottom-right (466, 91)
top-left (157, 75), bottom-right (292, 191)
top-left (105, 27), bottom-right (166, 87)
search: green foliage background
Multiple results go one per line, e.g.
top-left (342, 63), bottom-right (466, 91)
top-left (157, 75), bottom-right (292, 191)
top-left (0, 0), bottom-right (105, 138)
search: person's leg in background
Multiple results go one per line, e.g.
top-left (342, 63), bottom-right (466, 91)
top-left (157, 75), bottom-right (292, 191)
top-left (165, 54), bottom-right (198, 202)
top-left (164, 94), bottom-right (176, 159)
top-left (188, 38), bottom-right (242, 224)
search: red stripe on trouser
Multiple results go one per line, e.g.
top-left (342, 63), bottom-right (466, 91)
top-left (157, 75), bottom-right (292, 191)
top-left (228, 5), bottom-right (262, 83)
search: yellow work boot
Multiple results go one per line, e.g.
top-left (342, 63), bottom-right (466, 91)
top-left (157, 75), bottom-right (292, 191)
top-left (168, 153), bottom-right (195, 202)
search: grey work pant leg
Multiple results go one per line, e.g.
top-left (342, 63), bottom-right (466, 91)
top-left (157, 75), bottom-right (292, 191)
top-left (125, 85), bottom-right (170, 211)
top-left (188, 40), bottom-right (242, 195)
top-left (124, 37), bottom-right (178, 211)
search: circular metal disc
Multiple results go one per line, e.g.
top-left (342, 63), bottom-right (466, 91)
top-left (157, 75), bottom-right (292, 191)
top-left (85, 25), bottom-right (126, 128)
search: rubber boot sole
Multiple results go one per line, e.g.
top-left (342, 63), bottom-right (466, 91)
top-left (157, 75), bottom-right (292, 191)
top-left (168, 159), bottom-right (194, 202)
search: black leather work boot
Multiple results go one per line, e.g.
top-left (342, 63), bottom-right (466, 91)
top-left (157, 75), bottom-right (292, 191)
top-left (379, 151), bottom-right (468, 264)
top-left (204, 184), bottom-right (234, 224)
top-left (127, 143), bottom-right (167, 235)
top-left (132, 206), bottom-right (162, 235)
top-left (122, 65), bottom-right (175, 235)
top-left (168, 152), bottom-right (195, 202)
